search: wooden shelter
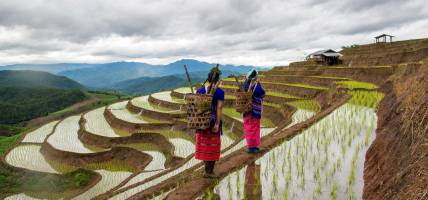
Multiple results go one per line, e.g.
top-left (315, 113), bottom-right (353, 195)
top-left (307, 49), bottom-right (342, 66)
top-left (375, 34), bottom-right (394, 43)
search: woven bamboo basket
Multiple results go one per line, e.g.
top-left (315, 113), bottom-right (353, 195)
top-left (235, 90), bottom-right (252, 113)
top-left (186, 94), bottom-right (212, 129)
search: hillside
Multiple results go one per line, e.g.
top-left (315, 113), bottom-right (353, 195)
top-left (0, 70), bottom-right (85, 89)
top-left (110, 70), bottom-right (239, 95)
top-left (57, 59), bottom-right (257, 88)
top-left (0, 87), bottom-right (87, 124)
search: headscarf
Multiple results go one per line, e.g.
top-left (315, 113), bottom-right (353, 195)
top-left (246, 69), bottom-right (258, 81)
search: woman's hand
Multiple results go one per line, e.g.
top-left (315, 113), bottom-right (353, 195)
top-left (212, 123), bottom-right (220, 133)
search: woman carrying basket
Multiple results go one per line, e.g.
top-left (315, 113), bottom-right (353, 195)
top-left (195, 66), bottom-right (224, 178)
top-left (243, 69), bottom-right (265, 154)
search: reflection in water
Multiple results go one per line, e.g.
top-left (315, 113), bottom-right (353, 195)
top-left (244, 162), bottom-right (262, 200)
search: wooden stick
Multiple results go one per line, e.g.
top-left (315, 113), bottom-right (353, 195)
top-left (233, 75), bottom-right (244, 92)
top-left (183, 64), bottom-right (194, 94)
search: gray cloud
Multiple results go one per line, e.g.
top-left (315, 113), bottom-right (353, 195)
top-left (0, 0), bottom-right (427, 66)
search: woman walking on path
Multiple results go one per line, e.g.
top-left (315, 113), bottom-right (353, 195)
top-left (243, 69), bottom-right (265, 154)
top-left (195, 66), bottom-right (225, 178)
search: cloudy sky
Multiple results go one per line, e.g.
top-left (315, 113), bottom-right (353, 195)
top-left (0, 0), bottom-right (427, 67)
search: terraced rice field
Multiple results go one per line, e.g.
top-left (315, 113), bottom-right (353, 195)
top-left (84, 107), bottom-right (122, 137)
top-left (47, 115), bottom-right (104, 153)
top-left (152, 91), bottom-right (185, 104)
top-left (2, 64), bottom-right (389, 200)
top-left (21, 120), bottom-right (59, 143)
top-left (109, 101), bottom-right (149, 124)
top-left (5, 144), bottom-right (60, 173)
top-left (212, 92), bottom-right (381, 200)
top-left (131, 96), bottom-right (183, 113)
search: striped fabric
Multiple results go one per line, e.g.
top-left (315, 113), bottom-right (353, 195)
top-left (195, 130), bottom-right (221, 161)
top-left (244, 113), bottom-right (261, 148)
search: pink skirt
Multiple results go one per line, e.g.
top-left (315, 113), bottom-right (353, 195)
top-left (244, 114), bottom-right (261, 148)
top-left (195, 130), bottom-right (221, 161)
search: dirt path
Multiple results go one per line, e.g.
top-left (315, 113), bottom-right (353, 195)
top-left (126, 94), bottom-right (350, 199)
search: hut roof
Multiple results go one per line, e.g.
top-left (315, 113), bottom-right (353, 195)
top-left (309, 49), bottom-right (342, 57)
top-left (375, 34), bottom-right (394, 39)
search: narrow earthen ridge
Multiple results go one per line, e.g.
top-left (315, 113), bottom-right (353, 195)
top-left (127, 93), bottom-right (350, 199)
top-left (170, 90), bottom-right (187, 99)
top-left (126, 100), bottom-right (185, 121)
top-left (148, 94), bottom-right (184, 110)
top-left (104, 107), bottom-right (172, 132)
top-left (78, 116), bottom-right (184, 169)
top-left (40, 142), bottom-right (152, 172)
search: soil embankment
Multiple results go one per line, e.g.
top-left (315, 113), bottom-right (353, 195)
top-left (364, 63), bottom-right (428, 200)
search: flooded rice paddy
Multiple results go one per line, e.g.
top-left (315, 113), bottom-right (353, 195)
top-left (214, 101), bottom-right (378, 200)
top-left (21, 120), bottom-right (59, 143)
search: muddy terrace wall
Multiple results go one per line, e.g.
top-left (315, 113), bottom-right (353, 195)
top-left (126, 101), bottom-right (185, 122)
top-left (40, 142), bottom-right (152, 171)
top-left (262, 66), bottom-right (395, 86)
top-left (78, 117), bottom-right (175, 151)
top-left (364, 63), bottom-right (428, 200)
top-left (341, 38), bottom-right (428, 66)
top-left (263, 104), bottom-right (295, 126)
top-left (148, 95), bottom-right (183, 111)
top-left (104, 107), bottom-right (172, 132)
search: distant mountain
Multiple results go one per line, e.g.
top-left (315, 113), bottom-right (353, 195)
top-left (57, 62), bottom-right (159, 88)
top-left (1, 59), bottom-right (264, 88)
top-left (0, 63), bottom-right (93, 73)
top-left (110, 70), bottom-right (241, 95)
top-left (58, 59), bottom-right (260, 88)
top-left (0, 70), bottom-right (85, 89)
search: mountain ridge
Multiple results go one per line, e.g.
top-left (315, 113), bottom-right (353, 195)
top-left (0, 70), bottom-right (85, 90)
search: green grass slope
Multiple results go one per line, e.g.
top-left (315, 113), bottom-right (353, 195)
top-left (0, 87), bottom-right (87, 124)
top-left (0, 70), bottom-right (85, 89)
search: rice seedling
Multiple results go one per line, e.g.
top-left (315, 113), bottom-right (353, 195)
top-left (336, 80), bottom-right (379, 90)
top-left (286, 100), bottom-right (321, 112)
top-left (330, 181), bottom-right (338, 200)
top-left (266, 91), bottom-right (303, 99)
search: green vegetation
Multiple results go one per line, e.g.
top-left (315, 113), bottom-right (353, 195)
top-left (221, 85), bottom-right (238, 89)
top-left (262, 81), bottom-right (328, 90)
top-left (0, 87), bottom-right (87, 124)
top-left (308, 76), bottom-right (349, 80)
top-left (0, 166), bottom-right (96, 198)
top-left (336, 81), bottom-right (379, 90)
top-left (348, 91), bottom-right (384, 109)
top-left (225, 95), bottom-right (236, 100)
top-left (0, 134), bottom-right (22, 156)
top-left (264, 102), bottom-right (281, 109)
top-left (0, 70), bottom-right (85, 90)
top-left (266, 91), bottom-right (302, 99)
top-left (286, 100), bottom-right (321, 112)
top-left (341, 44), bottom-right (360, 49)
top-left (0, 124), bottom-right (27, 137)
